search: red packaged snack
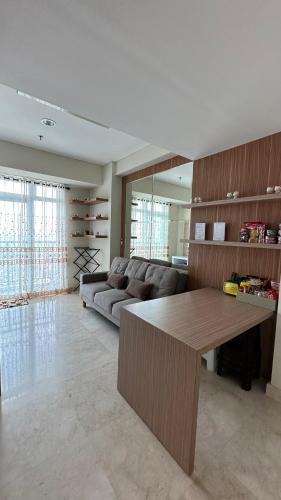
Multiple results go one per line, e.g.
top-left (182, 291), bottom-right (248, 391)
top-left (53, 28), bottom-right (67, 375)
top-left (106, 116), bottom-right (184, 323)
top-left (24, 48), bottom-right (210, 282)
top-left (244, 221), bottom-right (265, 244)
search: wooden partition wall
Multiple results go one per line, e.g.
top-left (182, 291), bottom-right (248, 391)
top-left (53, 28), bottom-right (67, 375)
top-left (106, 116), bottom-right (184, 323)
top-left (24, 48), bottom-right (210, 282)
top-left (188, 132), bottom-right (281, 291)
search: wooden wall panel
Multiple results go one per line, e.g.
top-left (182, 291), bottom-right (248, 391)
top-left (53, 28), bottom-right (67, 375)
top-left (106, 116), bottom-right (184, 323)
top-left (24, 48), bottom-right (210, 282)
top-left (188, 132), bottom-right (281, 291)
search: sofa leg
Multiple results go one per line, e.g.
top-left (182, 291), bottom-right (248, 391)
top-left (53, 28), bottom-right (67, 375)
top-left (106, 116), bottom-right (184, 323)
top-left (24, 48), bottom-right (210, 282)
top-left (82, 300), bottom-right (86, 308)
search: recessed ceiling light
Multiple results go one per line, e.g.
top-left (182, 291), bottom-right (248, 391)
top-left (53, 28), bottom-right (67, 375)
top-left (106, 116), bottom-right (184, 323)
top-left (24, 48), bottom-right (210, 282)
top-left (17, 89), bottom-right (110, 129)
top-left (41, 118), bottom-right (56, 127)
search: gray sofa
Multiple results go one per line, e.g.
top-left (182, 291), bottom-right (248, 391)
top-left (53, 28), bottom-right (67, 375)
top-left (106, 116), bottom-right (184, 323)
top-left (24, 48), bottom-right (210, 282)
top-left (80, 256), bottom-right (188, 327)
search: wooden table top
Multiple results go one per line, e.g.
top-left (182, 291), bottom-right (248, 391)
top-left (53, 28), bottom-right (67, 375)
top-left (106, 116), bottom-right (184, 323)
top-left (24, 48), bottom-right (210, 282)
top-left (123, 288), bottom-right (273, 354)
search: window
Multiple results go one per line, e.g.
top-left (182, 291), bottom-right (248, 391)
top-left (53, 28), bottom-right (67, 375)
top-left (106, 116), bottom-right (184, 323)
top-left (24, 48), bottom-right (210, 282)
top-left (0, 177), bottom-right (67, 298)
top-left (131, 198), bottom-right (169, 259)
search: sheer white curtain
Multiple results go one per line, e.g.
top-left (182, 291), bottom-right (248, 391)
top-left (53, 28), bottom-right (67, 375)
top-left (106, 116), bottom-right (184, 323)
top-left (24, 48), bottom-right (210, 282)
top-left (131, 197), bottom-right (169, 259)
top-left (0, 176), bottom-right (68, 299)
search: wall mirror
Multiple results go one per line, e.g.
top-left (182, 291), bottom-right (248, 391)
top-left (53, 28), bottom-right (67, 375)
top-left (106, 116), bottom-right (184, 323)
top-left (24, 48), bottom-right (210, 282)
top-left (124, 162), bottom-right (193, 267)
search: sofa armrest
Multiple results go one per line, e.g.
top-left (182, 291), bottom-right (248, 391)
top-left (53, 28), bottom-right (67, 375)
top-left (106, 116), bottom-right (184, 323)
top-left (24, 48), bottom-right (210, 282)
top-left (80, 272), bottom-right (108, 285)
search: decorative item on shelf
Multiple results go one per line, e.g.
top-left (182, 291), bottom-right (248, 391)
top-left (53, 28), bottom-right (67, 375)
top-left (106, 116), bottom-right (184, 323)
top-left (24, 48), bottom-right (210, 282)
top-left (71, 231), bottom-right (84, 237)
top-left (274, 185), bottom-right (281, 193)
top-left (85, 230), bottom-right (90, 235)
top-left (213, 222), bottom-right (226, 241)
top-left (193, 196), bottom-right (202, 203)
top-left (265, 228), bottom-right (277, 244)
top-left (223, 271), bottom-right (279, 310)
top-left (226, 192), bottom-right (233, 199)
top-left (233, 191), bottom-right (239, 199)
top-left (240, 221), bottom-right (265, 244)
top-left (195, 222), bottom-right (206, 240)
top-left (266, 186), bottom-right (274, 194)
top-left (278, 224), bottom-right (281, 244)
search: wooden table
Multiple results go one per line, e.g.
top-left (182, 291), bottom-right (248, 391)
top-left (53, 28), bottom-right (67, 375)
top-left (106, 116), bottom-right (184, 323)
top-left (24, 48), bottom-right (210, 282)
top-left (117, 288), bottom-right (273, 475)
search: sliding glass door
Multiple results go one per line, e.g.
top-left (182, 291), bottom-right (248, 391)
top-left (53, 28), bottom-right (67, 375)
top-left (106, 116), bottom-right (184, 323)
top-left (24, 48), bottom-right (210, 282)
top-left (0, 177), bottom-right (67, 298)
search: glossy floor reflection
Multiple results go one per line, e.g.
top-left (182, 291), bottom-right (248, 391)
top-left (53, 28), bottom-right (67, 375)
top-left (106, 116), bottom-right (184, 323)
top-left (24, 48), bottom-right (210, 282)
top-left (0, 294), bottom-right (281, 499)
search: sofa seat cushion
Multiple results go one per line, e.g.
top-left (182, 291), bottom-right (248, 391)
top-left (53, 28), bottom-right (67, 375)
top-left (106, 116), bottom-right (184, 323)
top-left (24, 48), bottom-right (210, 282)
top-left (112, 297), bottom-right (142, 320)
top-left (81, 282), bottom-right (111, 303)
top-left (145, 265), bottom-right (179, 299)
top-left (94, 289), bottom-right (131, 314)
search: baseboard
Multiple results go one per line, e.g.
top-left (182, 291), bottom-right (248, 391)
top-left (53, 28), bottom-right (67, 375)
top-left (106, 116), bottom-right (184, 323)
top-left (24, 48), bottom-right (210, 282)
top-left (266, 383), bottom-right (281, 403)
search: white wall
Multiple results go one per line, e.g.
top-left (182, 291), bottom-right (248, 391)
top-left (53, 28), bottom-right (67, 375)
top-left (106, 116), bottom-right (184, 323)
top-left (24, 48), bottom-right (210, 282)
top-left (89, 162), bottom-right (122, 271)
top-left (267, 297), bottom-right (281, 402)
top-left (0, 139), bottom-right (103, 186)
top-left (116, 145), bottom-right (172, 176)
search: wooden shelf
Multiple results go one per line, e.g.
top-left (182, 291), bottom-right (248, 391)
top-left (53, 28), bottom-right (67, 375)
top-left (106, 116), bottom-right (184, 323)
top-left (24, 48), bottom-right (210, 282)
top-left (180, 239), bottom-right (281, 250)
top-left (71, 234), bottom-right (108, 239)
top-left (71, 216), bottom-right (108, 221)
top-left (69, 200), bottom-right (86, 205)
top-left (84, 216), bottom-right (108, 221)
top-left (183, 192), bottom-right (281, 209)
top-left (86, 235), bottom-right (108, 239)
top-left (69, 197), bottom-right (108, 206)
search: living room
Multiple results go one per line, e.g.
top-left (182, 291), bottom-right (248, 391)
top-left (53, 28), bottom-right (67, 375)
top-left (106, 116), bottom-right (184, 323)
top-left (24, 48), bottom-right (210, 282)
top-left (1, 2), bottom-right (281, 499)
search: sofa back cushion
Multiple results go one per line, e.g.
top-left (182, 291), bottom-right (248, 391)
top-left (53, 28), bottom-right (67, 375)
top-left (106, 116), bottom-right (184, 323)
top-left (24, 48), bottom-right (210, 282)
top-left (145, 264), bottom-right (179, 299)
top-left (149, 258), bottom-right (171, 267)
top-left (175, 269), bottom-right (188, 293)
top-left (106, 273), bottom-right (128, 289)
top-left (124, 259), bottom-right (150, 282)
top-left (126, 279), bottom-right (153, 300)
top-left (110, 257), bottom-right (129, 275)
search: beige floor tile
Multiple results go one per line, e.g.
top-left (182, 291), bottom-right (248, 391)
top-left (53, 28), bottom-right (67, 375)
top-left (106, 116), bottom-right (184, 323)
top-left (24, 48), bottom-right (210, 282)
top-left (0, 294), bottom-right (280, 500)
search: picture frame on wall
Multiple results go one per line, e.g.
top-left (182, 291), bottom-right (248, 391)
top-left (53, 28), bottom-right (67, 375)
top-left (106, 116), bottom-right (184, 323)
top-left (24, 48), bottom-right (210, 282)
top-left (195, 222), bottom-right (206, 240)
top-left (213, 222), bottom-right (226, 241)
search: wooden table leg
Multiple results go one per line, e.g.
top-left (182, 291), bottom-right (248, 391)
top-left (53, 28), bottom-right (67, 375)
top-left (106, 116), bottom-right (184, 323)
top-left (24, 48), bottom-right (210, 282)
top-left (118, 308), bottom-right (201, 475)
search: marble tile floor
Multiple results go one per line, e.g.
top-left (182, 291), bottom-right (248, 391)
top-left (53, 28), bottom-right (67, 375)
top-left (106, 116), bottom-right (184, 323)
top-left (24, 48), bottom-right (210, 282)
top-left (0, 294), bottom-right (281, 500)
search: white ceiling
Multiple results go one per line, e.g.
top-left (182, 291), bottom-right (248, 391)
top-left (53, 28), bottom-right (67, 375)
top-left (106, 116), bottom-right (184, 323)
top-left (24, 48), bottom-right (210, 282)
top-left (155, 163), bottom-right (193, 188)
top-left (0, 83), bottom-right (147, 164)
top-left (1, 2), bottom-right (281, 160)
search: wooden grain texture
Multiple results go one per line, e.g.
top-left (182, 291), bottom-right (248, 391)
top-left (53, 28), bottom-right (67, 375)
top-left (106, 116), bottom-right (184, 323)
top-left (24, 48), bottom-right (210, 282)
top-left (118, 307), bottom-right (201, 475)
top-left (182, 240), bottom-right (281, 250)
top-left (189, 132), bottom-right (281, 291)
top-left (185, 192), bottom-right (281, 208)
top-left (122, 155), bottom-right (189, 184)
top-left (122, 289), bottom-right (272, 354)
top-left (118, 289), bottom-right (272, 475)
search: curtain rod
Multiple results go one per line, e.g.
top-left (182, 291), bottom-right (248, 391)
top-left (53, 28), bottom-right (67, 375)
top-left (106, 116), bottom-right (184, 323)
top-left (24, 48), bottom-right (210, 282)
top-left (1, 175), bottom-right (71, 190)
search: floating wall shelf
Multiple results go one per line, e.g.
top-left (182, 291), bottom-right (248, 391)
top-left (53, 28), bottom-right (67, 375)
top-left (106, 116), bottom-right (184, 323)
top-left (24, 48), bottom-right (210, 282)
top-left (183, 192), bottom-right (281, 209)
top-left (69, 197), bottom-right (108, 206)
top-left (70, 216), bottom-right (108, 221)
top-left (180, 239), bottom-right (281, 250)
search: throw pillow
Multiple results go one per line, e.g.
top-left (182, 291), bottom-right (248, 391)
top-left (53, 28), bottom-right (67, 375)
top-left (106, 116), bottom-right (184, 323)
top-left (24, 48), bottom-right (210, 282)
top-left (107, 273), bottom-right (127, 289)
top-left (126, 279), bottom-right (153, 300)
